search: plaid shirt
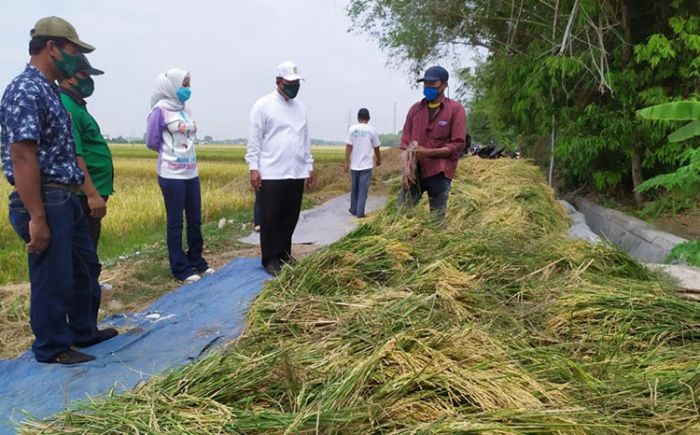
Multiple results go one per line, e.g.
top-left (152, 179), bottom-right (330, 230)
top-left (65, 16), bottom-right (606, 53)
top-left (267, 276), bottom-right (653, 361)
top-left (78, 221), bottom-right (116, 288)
top-left (1, 65), bottom-right (84, 186)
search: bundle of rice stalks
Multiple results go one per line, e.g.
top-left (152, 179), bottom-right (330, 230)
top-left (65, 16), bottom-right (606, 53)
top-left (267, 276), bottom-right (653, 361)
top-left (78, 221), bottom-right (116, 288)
top-left (25, 158), bottom-right (700, 434)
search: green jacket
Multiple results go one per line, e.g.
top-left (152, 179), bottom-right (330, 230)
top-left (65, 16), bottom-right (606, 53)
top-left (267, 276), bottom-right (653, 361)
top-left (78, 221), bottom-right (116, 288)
top-left (61, 90), bottom-right (114, 196)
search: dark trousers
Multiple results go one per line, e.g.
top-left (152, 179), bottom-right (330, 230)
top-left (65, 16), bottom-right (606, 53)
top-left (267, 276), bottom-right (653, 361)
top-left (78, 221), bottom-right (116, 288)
top-left (259, 179), bottom-right (305, 268)
top-left (8, 188), bottom-right (101, 362)
top-left (398, 172), bottom-right (452, 220)
top-left (349, 169), bottom-right (372, 217)
top-left (253, 191), bottom-right (261, 226)
top-left (79, 195), bottom-right (109, 248)
top-left (158, 176), bottom-right (208, 280)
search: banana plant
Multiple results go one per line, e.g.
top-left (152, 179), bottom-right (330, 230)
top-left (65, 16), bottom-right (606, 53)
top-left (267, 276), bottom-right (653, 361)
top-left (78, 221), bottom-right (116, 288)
top-left (637, 100), bottom-right (700, 142)
top-left (635, 100), bottom-right (700, 218)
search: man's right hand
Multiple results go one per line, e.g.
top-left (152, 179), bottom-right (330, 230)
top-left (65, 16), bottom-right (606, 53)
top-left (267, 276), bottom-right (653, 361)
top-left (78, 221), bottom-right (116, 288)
top-left (27, 217), bottom-right (50, 254)
top-left (250, 170), bottom-right (262, 192)
top-left (87, 193), bottom-right (107, 219)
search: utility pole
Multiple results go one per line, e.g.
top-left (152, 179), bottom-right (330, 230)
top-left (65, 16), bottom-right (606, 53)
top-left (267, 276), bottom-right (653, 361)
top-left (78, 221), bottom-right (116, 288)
top-left (393, 101), bottom-right (397, 134)
top-left (347, 108), bottom-right (351, 131)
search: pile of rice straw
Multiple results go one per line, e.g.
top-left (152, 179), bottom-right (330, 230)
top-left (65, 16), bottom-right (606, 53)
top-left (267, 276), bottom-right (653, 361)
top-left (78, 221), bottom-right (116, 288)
top-left (25, 158), bottom-right (700, 434)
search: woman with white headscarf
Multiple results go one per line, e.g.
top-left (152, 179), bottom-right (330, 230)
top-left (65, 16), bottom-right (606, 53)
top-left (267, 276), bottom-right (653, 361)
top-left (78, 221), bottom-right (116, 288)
top-left (146, 68), bottom-right (213, 282)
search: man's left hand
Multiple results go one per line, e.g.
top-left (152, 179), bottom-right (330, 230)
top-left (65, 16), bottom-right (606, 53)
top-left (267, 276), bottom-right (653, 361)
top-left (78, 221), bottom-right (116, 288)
top-left (415, 146), bottom-right (431, 159)
top-left (87, 193), bottom-right (107, 219)
top-left (306, 171), bottom-right (316, 189)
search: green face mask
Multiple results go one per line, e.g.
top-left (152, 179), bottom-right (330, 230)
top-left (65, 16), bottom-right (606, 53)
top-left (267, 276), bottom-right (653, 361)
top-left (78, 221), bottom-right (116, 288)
top-left (72, 75), bottom-right (95, 98)
top-left (51, 47), bottom-right (80, 79)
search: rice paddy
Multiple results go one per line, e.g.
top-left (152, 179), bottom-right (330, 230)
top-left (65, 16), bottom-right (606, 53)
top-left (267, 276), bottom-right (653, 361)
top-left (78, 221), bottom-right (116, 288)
top-left (0, 144), bottom-right (348, 285)
top-left (23, 158), bottom-right (700, 434)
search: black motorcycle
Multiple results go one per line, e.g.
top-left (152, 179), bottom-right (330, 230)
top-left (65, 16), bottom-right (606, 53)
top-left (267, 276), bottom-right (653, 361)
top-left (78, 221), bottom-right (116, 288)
top-left (468, 141), bottom-right (520, 159)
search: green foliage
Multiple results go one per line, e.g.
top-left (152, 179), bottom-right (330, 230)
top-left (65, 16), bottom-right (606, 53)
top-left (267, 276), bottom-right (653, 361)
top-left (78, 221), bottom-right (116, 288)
top-left (638, 100), bottom-right (700, 121)
top-left (378, 133), bottom-right (401, 147)
top-left (667, 240), bottom-right (700, 266)
top-left (668, 120), bottom-right (700, 142)
top-left (638, 100), bottom-right (700, 143)
top-left (636, 100), bottom-right (700, 201)
top-left (638, 194), bottom-right (695, 219)
top-left (637, 145), bottom-right (700, 196)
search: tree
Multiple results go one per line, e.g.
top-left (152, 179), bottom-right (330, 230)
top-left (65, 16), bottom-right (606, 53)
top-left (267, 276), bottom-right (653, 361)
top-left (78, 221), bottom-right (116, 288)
top-left (378, 133), bottom-right (401, 147)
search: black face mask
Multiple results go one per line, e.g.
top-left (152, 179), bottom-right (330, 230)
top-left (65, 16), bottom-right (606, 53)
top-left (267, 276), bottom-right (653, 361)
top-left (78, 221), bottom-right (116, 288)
top-left (282, 82), bottom-right (300, 99)
top-left (72, 75), bottom-right (95, 98)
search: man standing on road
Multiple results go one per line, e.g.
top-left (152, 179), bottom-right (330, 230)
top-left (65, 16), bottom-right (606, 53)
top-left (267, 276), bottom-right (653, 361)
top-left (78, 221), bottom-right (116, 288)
top-left (245, 61), bottom-right (315, 276)
top-left (398, 65), bottom-right (467, 220)
top-left (344, 108), bottom-right (381, 218)
top-left (0, 17), bottom-right (117, 365)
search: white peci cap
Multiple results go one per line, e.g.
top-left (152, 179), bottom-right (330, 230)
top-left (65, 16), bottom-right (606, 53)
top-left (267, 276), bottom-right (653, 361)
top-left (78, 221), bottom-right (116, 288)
top-left (277, 60), bottom-right (304, 81)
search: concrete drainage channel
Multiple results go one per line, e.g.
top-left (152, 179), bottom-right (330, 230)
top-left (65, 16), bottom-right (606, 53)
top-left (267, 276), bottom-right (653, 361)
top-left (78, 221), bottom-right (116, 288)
top-left (561, 198), bottom-right (700, 302)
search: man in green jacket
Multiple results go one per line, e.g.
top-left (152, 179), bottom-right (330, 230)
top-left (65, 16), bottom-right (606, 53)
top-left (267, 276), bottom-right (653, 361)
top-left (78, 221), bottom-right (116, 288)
top-left (59, 54), bottom-right (113, 249)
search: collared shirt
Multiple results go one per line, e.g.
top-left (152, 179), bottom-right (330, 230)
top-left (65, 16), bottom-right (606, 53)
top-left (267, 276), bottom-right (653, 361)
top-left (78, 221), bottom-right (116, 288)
top-left (245, 90), bottom-right (313, 180)
top-left (346, 123), bottom-right (381, 171)
top-left (0, 65), bottom-right (84, 186)
top-left (400, 97), bottom-right (467, 180)
top-left (60, 89), bottom-right (114, 196)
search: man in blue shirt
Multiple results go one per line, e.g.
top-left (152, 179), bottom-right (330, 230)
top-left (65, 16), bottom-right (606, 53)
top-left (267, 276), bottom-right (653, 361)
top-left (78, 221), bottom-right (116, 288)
top-left (0, 17), bottom-right (117, 364)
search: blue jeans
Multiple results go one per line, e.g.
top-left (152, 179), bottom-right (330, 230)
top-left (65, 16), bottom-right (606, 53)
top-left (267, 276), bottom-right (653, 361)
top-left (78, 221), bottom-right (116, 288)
top-left (8, 188), bottom-right (101, 362)
top-left (158, 176), bottom-right (208, 280)
top-left (398, 172), bottom-right (452, 220)
top-left (349, 169), bottom-right (372, 217)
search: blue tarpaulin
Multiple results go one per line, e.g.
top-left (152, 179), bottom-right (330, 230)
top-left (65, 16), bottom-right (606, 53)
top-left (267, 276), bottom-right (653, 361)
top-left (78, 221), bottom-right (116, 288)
top-left (0, 257), bottom-right (268, 435)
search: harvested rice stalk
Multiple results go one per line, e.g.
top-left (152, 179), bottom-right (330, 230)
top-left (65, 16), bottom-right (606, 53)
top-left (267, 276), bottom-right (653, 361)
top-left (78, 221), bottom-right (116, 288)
top-left (401, 141), bottom-right (418, 189)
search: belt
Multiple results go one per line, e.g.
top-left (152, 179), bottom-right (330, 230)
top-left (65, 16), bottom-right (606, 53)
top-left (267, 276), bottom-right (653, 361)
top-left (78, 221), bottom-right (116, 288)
top-left (42, 183), bottom-right (81, 194)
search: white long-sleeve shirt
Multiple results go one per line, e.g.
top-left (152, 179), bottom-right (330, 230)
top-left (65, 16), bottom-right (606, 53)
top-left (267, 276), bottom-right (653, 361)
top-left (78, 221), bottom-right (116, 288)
top-left (245, 91), bottom-right (314, 180)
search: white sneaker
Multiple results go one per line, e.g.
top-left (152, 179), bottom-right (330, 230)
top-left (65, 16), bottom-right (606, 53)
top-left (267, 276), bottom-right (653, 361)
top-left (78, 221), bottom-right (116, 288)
top-left (203, 268), bottom-right (216, 275)
top-left (183, 274), bottom-right (201, 283)
top-left (100, 282), bottom-right (113, 291)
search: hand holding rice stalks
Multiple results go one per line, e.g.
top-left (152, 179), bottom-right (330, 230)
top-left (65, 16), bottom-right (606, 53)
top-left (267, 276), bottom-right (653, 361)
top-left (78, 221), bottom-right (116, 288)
top-left (401, 141), bottom-right (418, 189)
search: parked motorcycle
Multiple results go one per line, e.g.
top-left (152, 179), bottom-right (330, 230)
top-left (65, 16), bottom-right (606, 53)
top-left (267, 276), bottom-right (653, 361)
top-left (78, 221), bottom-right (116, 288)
top-left (468, 142), bottom-right (520, 159)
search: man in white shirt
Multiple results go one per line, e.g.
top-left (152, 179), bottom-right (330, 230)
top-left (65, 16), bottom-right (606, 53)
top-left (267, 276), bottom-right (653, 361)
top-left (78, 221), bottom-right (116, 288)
top-left (344, 108), bottom-right (381, 218)
top-left (245, 61), bottom-right (315, 275)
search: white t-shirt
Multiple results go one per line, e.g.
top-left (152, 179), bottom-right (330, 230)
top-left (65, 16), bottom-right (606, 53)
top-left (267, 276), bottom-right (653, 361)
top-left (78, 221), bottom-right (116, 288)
top-left (346, 123), bottom-right (380, 171)
top-left (245, 91), bottom-right (314, 180)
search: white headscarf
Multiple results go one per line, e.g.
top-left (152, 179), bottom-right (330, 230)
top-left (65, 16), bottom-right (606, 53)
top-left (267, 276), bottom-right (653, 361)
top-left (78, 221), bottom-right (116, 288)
top-left (150, 68), bottom-right (190, 111)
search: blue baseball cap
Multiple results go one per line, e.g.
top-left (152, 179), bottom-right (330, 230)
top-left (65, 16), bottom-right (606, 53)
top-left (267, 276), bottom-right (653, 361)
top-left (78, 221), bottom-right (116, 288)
top-left (417, 65), bottom-right (449, 83)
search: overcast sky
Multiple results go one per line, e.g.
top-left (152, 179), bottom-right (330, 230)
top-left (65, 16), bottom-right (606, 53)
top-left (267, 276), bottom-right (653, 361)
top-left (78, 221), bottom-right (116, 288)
top-left (0, 0), bottom-right (472, 141)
